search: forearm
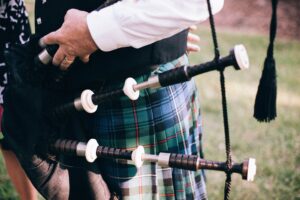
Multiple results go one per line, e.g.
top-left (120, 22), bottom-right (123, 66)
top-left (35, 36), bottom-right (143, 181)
top-left (87, 0), bottom-right (224, 52)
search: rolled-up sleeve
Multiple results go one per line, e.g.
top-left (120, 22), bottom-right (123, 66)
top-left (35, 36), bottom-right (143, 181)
top-left (87, 0), bottom-right (224, 52)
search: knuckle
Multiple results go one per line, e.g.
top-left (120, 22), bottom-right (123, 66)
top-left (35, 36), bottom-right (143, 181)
top-left (55, 30), bottom-right (63, 40)
top-left (66, 9), bottom-right (76, 16)
top-left (67, 48), bottom-right (76, 56)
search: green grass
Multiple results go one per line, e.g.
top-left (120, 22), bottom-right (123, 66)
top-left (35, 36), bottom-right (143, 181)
top-left (191, 27), bottom-right (300, 200)
top-left (0, 154), bottom-right (18, 199)
top-left (1, 1), bottom-right (299, 199)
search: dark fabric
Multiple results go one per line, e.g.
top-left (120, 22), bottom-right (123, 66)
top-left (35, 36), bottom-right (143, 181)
top-left (2, 37), bottom-right (114, 199)
top-left (0, 0), bottom-right (31, 104)
top-left (0, 0), bottom-right (31, 150)
top-left (0, 137), bottom-right (11, 150)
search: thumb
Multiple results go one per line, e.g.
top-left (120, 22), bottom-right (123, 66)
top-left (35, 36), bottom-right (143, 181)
top-left (42, 30), bottom-right (61, 45)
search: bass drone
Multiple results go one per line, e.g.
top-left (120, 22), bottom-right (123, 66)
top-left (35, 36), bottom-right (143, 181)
top-left (51, 138), bottom-right (256, 182)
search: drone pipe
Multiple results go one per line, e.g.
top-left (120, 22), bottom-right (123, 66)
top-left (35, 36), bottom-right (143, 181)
top-left (50, 139), bottom-right (256, 182)
top-left (137, 44), bottom-right (249, 89)
top-left (35, 44), bottom-right (59, 66)
top-left (52, 44), bottom-right (249, 115)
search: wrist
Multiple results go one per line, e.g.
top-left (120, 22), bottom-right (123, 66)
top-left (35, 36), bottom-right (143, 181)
top-left (84, 14), bottom-right (98, 53)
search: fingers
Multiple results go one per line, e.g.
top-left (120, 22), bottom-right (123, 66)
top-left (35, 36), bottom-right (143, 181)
top-left (189, 25), bottom-right (197, 31)
top-left (188, 32), bottom-right (200, 43)
top-left (52, 48), bottom-right (65, 66)
top-left (42, 30), bottom-right (61, 45)
top-left (52, 47), bottom-right (75, 70)
top-left (60, 56), bottom-right (75, 70)
top-left (187, 42), bottom-right (200, 53)
top-left (57, 54), bottom-right (89, 71)
top-left (187, 32), bottom-right (200, 53)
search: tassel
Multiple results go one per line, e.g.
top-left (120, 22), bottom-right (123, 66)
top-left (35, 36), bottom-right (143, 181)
top-left (254, 0), bottom-right (278, 122)
top-left (254, 55), bottom-right (277, 122)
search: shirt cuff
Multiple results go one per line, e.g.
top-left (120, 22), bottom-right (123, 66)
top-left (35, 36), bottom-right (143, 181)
top-left (87, 7), bottom-right (128, 52)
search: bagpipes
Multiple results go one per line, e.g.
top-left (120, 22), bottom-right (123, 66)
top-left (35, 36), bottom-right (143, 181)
top-left (51, 138), bottom-right (256, 182)
top-left (37, 34), bottom-right (254, 200)
top-left (3, 37), bottom-right (255, 199)
top-left (35, 47), bottom-right (255, 200)
top-left (2, 0), bottom-right (279, 199)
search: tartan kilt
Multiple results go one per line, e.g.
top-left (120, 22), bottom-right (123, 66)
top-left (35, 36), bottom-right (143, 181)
top-left (86, 55), bottom-right (207, 200)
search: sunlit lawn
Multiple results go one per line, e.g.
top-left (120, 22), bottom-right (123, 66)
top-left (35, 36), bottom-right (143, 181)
top-left (0, 0), bottom-right (299, 199)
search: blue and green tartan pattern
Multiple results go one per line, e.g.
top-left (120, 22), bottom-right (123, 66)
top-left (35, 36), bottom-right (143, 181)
top-left (87, 55), bottom-right (207, 199)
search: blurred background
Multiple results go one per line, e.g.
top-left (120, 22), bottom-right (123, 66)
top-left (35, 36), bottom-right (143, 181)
top-left (0, 0), bottom-right (299, 199)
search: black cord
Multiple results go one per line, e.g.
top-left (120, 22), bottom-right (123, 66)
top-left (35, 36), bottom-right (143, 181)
top-left (220, 70), bottom-right (232, 200)
top-left (206, 0), bottom-right (220, 61)
top-left (224, 175), bottom-right (232, 200)
top-left (267, 0), bottom-right (278, 58)
top-left (206, 0), bottom-right (233, 199)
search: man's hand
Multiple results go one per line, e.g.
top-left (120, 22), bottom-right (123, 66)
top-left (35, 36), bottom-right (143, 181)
top-left (42, 9), bottom-right (98, 70)
top-left (187, 25), bottom-right (200, 53)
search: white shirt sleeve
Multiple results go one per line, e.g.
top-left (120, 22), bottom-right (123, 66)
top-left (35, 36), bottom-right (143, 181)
top-left (87, 0), bottom-right (224, 52)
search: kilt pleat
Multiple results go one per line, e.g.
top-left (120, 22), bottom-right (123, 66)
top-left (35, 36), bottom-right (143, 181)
top-left (86, 55), bottom-right (207, 200)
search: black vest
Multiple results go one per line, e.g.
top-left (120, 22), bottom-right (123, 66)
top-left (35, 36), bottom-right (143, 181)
top-left (35, 0), bottom-right (188, 89)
